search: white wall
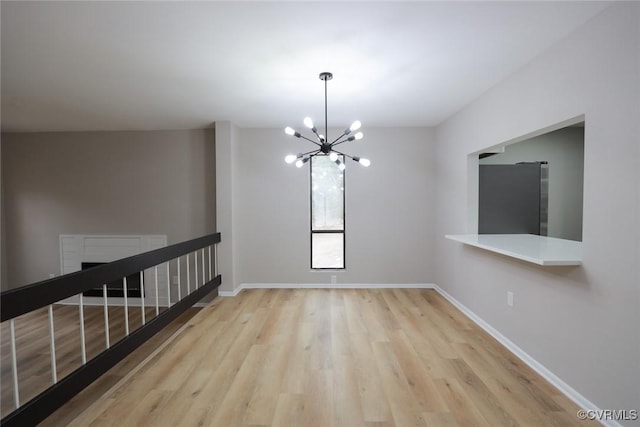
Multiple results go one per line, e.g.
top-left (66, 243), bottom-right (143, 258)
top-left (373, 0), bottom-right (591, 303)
top-left (435, 3), bottom-right (639, 421)
top-left (226, 127), bottom-right (435, 287)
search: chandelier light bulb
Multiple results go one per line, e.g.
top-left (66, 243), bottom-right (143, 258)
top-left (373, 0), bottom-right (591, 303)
top-left (304, 117), bottom-right (314, 129)
top-left (285, 154), bottom-right (297, 164)
top-left (283, 73), bottom-right (368, 170)
top-left (295, 157), bottom-right (310, 168)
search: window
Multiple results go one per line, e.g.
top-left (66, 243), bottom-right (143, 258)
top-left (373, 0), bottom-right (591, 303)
top-left (310, 154), bottom-right (345, 269)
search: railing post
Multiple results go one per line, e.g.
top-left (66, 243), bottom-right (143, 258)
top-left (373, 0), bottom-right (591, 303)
top-left (177, 256), bottom-right (182, 301)
top-left (154, 266), bottom-right (160, 315)
top-left (48, 305), bottom-right (58, 384)
top-left (166, 262), bottom-right (171, 307)
top-left (208, 246), bottom-right (212, 281)
top-left (214, 243), bottom-right (218, 278)
top-left (195, 251), bottom-right (199, 288)
top-left (140, 271), bottom-right (146, 325)
top-left (9, 319), bottom-right (20, 409)
top-left (201, 249), bottom-right (205, 285)
top-left (186, 253), bottom-right (191, 295)
top-left (123, 276), bottom-right (130, 336)
top-left (79, 294), bottom-right (87, 364)
top-left (103, 284), bottom-right (110, 349)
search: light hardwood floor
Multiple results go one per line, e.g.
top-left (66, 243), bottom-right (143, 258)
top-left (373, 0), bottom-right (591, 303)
top-left (0, 302), bottom-right (200, 424)
top-left (25, 288), bottom-right (598, 427)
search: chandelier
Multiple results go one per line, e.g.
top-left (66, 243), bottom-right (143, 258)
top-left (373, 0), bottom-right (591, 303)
top-left (284, 72), bottom-right (370, 169)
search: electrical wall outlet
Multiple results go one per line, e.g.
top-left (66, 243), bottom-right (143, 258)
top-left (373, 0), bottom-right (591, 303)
top-left (331, 275), bottom-right (337, 284)
top-left (507, 291), bottom-right (514, 307)
top-left (172, 275), bottom-right (179, 285)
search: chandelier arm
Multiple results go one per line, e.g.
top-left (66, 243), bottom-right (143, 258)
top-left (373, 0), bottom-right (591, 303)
top-left (302, 148), bottom-right (320, 156)
top-left (329, 132), bottom-right (348, 145)
top-left (331, 138), bottom-right (350, 147)
top-left (310, 129), bottom-right (321, 140)
top-left (299, 135), bottom-right (322, 146)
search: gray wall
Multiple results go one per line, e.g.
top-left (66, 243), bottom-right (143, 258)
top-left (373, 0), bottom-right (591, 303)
top-left (480, 126), bottom-right (584, 241)
top-left (216, 126), bottom-right (436, 290)
top-left (435, 3), bottom-right (639, 421)
top-left (1, 129), bottom-right (216, 289)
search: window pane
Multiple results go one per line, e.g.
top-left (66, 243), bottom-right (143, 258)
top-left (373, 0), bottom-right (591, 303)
top-left (311, 155), bottom-right (344, 231)
top-left (311, 233), bottom-right (344, 269)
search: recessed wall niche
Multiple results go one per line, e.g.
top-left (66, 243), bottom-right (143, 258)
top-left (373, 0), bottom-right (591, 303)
top-left (470, 117), bottom-right (584, 242)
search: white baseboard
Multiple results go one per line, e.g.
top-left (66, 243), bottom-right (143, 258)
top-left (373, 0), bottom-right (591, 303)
top-left (217, 282), bottom-right (614, 427)
top-left (432, 284), bottom-right (616, 427)
top-left (218, 287), bottom-right (243, 297)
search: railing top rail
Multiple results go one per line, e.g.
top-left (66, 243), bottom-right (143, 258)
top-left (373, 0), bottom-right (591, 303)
top-left (0, 232), bottom-right (220, 322)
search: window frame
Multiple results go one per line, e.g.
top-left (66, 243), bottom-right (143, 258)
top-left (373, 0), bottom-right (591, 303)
top-left (310, 154), bottom-right (346, 270)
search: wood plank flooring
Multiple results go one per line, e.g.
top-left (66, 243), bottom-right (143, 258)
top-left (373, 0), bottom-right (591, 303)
top-left (4, 289), bottom-right (597, 426)
top-left (0, 302), bottom-right (200, 424)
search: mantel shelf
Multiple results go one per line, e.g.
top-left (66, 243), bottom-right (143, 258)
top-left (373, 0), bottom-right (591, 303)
top-left (445, 234), bottom-right (582, 266)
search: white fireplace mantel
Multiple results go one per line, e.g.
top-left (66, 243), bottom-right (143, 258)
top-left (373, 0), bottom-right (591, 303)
top-left (59, 234), bottom-right (168, 306)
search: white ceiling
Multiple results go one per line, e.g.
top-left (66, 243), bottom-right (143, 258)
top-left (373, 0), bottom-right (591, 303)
top-left (1, 1), bottom-right (610, 132)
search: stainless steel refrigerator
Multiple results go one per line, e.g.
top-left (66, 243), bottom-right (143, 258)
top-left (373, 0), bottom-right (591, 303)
top-left (478, 162), bottom-right (548, 235)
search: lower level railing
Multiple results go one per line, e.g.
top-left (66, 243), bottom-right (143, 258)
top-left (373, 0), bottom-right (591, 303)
top-left (0, 232), bottom-right (221, 427)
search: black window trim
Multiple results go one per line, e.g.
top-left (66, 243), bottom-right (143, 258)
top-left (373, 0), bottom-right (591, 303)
top-left (310, 154), bottom-right (346, 270)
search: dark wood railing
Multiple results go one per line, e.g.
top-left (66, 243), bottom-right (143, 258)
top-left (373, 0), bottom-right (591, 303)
top-left (0, 232), bottom-right (221, 427)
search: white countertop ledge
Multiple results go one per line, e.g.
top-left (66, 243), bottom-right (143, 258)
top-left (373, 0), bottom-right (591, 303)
top-left (445, 234), bottom-right (582, 266)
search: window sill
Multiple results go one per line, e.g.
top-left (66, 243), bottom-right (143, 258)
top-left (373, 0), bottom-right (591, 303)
top-left (445, 234), bottom-right (582, 266)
